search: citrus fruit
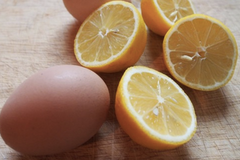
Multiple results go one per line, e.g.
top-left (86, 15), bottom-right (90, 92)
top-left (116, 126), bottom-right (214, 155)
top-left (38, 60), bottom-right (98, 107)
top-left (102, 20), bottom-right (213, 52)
top-left (115, 66), bottom-right (197, 150)
top-left (74, 1), bottom-right (147, 73)
top-left (163, 14), bottom-right (238, 91)
top-left (141, 0), bottom-right (195, 36)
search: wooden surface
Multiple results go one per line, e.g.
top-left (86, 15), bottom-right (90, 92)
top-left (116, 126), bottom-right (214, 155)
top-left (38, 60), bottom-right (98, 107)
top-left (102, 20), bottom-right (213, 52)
top-left (0, 0), bottom-right (240, 159)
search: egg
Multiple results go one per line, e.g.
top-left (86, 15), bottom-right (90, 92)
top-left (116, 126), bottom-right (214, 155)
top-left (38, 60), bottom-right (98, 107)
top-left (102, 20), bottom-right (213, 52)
top-left (63, 0), bottom-right (131, 23)
top-left (0, 65), bottom-right (110, 156)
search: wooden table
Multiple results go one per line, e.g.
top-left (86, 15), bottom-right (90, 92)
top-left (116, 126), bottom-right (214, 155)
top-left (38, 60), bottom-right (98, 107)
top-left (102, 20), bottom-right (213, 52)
top-left (1, 0), bottom-right (240, 159)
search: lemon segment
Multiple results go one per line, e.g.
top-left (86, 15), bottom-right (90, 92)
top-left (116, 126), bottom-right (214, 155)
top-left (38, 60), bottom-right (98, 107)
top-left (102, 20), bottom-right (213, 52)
top-left (141, 0), bottom-right (195, 36)
top-left (163, 14), bottom-right (238, 91)
top-left (115, 66), bottom-right (197, 150)
top-left (74, 1), bottom-right (147, 73)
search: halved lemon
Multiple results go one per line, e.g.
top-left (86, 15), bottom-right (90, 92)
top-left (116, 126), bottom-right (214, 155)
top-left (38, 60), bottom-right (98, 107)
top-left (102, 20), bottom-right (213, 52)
top-left (141, 0), bottom-right (195, 36)
top-left (74, 1), bottom-right (147, 73)
top-left (115, 66), bottom-right (197, 150)
top-left (163, 14), bottom-right (238, 91)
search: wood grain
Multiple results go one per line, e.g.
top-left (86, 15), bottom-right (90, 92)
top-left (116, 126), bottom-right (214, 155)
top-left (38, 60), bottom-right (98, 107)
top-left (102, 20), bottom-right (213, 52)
top-left (0, 0), bottom-right (240, 159)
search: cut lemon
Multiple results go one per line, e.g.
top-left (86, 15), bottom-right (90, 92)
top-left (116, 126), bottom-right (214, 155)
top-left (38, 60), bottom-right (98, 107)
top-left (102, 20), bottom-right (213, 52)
top-left (163, 14), bottom-right (238, 91)
top-left (74, 1), bottom-right (147, 73)
top-left (115, 66), bottom-right (197, 150)
top-left (141, 0), bottom-right (195, 36)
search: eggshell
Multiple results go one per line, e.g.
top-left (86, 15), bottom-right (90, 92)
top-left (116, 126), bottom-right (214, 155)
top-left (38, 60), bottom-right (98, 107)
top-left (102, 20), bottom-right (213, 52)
top-left (0, 65), bottom-right (110, 156)
top-left (63, 0), bottom-right (131, 23)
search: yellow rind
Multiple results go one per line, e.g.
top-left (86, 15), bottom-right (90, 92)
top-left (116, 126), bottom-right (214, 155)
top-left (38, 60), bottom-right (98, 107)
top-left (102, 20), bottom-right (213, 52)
top-left (74, 1), bottom-right (147, 73)
top-left (115, 66), bottom-right (197, 150)
top-left (163, 14), bottom-right (238, 91)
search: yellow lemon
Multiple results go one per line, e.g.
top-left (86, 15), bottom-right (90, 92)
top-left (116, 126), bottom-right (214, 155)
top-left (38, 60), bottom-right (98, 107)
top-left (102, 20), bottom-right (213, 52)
top-left (74, 1), bottom-right (147, 73)
top-left (115, 66), bottom-right (197, 150)
top-left (141, 0), bottom-right (195, 36)
top-left (163, 14), bottom-right (238, 91)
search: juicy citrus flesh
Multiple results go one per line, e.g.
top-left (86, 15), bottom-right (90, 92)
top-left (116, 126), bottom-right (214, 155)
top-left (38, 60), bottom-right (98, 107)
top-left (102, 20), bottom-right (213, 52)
top-left (156, 0), bottom-right (195, 23)
top-left (115, 66), bottom-right (197, 150)
top-left (74, 1), bottom-right (147, 73)
top-left (163, 14), bottom-right (238, 91)
top-left (141, 0), bottom-right (195, 36)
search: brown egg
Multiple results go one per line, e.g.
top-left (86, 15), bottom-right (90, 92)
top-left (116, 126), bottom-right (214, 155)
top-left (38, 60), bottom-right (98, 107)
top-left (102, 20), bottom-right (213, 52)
top-left (63, 0), bottom-right (131, 23)
top-left (0, 65), bottom-right (110, 156)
